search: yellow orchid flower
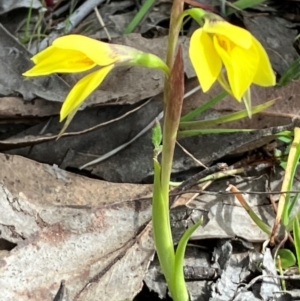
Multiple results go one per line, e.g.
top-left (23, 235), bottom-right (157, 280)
top-left (23, 35), bottom-right (169, 126)
top-left (189, 16), bottom-right (276, 101)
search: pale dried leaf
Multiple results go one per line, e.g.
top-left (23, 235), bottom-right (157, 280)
top-left (0, 153), bottom-right (152, 210)
top-left (0, 154), bottom-right (154, 301)
top-left (0, 0), bottom-right (41, 15)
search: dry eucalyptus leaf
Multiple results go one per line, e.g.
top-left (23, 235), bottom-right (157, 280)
top-left (0, 0), bottom-right (41, 15)
top-left (0, 24), bottom-right (69, 102)
top-left (0, 153), bottom-right (152, 211)
top-left (0, 153), bottom-right (154, 301)
top-left (0, 97), bottom-right (60, 118)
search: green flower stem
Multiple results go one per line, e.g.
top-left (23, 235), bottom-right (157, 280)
top-left (123, 0), bottom-right (156, 34)
top-left (158, 46), bottom-right (185, 300)
top-left (165, 0), bottom-right (184, 68)
top-left (152, 159), bottom-right (175, 284)
top-left (160, 0), bottom-right (184, 228)
top-left (151, 1), bottom-right (186, 300)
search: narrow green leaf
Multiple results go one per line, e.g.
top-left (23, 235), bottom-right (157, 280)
top-left (179, 99), bottom-right (275, 130)
top-left (277, 136), bottom-right (293, 144)
top-left (293, 216), bottom-right (300, 273)
top-left (229, 0), bottom-right (268, 13)
top-left (177, 128), bottom-right (253, 138)
top-left (288, 193), bottom-right (300, 218)
top-left (124, 0), bottom-right (156, 34)
top-left (276, 130), bottom-right (293, 138)
top-left (173, 218), bottom-right (203, 301)
top-left (281, 128), bottom-right (300, 226)
top-left (278, 57), bottom-right (300, 87)
top-left (286, 210), bottom-right (300, 232)
top-left (180, 91), bottom-right (227, 122)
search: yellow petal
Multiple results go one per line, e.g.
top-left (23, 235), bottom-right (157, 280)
top-left (251, 37), bottom-right (276, 86)
top-left (189, 28), bottom-right (222, 92)
top-left (23, 46), bottom-right (96, 76)
top-left (203, 19), bottom-right (252, 49)
top-left (60, 65), bottom-right (114, 121)
top-left (30, 45), bottom-right (57, 64)
top-left (53, 35), bottom-right (133, 66)
top-left (213, 35), bottom-right (259, 100)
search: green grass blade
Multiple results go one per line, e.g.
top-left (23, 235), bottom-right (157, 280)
top-left (173, 218), bottom-right (203, 301)
top-left (280, 128), bottom-right (300, 226)
top-left (288, 193), bottom-right (300, 218)
top-left (293, 216), bottom-right (300, 274)
top-left (124, 0), bottom-right (156, 34)
top-left (230, 0), bottom-right (268, 12)
top-left (180, 91), bottom-right (227, 122)
top-left (177, 128), bottom-right (253, 138)
top-left (277, 57), bottom-right (300, 87)
top-left (179, 99), bottom-right (275, 130)
top-left (286, 210), bottom-right (300, 232)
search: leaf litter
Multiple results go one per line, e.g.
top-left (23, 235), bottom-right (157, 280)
top-left (0, 0), bottom-right (300, 300)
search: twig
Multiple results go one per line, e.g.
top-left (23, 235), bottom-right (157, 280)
top-left (94, 6), bottom-right (111, 41)
top-left (169, 163), bottom-right (228, 207)
top-left (239, 274), bottom-right (300, 292)
top-left (176, 141), bottom-right (207, 168)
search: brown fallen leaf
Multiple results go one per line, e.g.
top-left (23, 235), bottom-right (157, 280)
top-left (0, 24), bottom-right (69, 102)
top-left (0, 97), bottom-right (60, 118)
top-left (0, 153), bottom-right (152, 212)
top-left (0, 184), bottom-right (154, 301)
top-left (0, 154), bottom-right (290, 300)
top-left (0, 153), bottom-right (154, 301)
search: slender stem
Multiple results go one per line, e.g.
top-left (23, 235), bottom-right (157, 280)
top-left (156, 1), bottom-right (185, 299)
top-left (160, 1), bottom-right (184, 207)
top-left (151, 0), bottom-right (185, 298)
